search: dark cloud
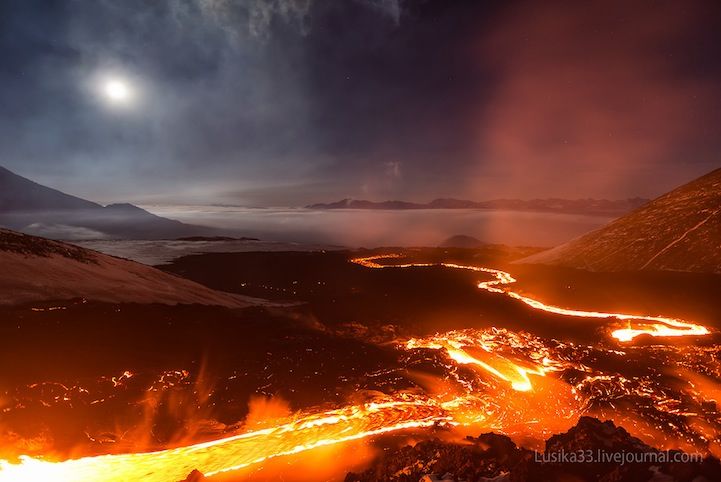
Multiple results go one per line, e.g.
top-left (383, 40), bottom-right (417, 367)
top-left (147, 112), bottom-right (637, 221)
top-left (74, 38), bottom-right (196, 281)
top-left (0, 0), bottom-right (719, 205)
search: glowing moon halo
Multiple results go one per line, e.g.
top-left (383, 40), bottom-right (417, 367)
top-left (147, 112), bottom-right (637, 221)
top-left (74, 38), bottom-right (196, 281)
top-left (101, 78), bottom-right (133, 105)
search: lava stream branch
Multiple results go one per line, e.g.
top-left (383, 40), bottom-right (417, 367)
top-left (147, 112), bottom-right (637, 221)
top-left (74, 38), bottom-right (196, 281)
top-left (351, 255), bottom-right (710, 342)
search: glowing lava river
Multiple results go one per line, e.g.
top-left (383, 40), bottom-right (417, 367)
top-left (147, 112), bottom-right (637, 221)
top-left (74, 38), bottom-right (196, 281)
top-left (0, 254), bottom-right (717, 481)
top-left (352, 254), bottom-right (711, 342)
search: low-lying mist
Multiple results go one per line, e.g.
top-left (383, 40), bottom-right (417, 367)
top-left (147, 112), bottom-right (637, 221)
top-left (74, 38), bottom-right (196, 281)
top-left (142, 206), bottom-right (612, 248)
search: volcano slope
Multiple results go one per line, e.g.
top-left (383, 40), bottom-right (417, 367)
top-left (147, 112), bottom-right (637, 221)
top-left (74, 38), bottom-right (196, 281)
top-left (0, 228), bottom-right (251, 307)
top-left (518, 168), bottom-right (721, 273)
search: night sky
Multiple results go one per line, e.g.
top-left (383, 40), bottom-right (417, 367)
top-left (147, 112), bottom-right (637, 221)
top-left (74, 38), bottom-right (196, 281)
top-left (1, 0), bottom-right (720, 206)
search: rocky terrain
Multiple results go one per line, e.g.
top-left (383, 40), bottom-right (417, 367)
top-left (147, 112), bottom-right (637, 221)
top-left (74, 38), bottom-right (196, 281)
top-left (519, 168), bottom-right (721, 273)
top-left (344, 417), bottom-right (721, 482)
top-left (175, 417), bottom-right (721, 481)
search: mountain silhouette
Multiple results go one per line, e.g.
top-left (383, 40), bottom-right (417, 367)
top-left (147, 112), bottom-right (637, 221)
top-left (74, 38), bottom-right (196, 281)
top-left (0, 166), bottom-right (214, 239)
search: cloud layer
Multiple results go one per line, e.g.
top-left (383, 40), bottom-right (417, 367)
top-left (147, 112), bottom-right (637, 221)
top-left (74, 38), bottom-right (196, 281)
top-left (0, 0), bottom-right (719, 205)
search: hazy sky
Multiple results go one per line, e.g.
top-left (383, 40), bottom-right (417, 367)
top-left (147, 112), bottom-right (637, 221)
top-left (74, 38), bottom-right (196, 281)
top-left (1, 0), bottom-right (720, 206)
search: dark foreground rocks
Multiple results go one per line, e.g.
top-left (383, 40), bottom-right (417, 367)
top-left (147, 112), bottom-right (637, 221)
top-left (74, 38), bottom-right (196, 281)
top-left (179, 469), bottom-right (205, 482)
top-left (345, 417), bottom-right (721, 482)
top-left (176, 418), bottom-right (721, 481)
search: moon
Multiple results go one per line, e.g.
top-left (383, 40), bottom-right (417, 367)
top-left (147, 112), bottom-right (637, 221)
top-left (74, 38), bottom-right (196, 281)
top-left (101, 77), bottom-right (133, 105)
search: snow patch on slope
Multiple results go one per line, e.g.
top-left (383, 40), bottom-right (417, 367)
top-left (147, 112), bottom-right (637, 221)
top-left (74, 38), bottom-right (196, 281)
top-left (0, 228), bottom-right (253, 307)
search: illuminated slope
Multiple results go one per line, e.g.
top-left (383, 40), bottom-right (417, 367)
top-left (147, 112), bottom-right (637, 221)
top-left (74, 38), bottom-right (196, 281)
top-left (518, 168), bottom-right (721, 273)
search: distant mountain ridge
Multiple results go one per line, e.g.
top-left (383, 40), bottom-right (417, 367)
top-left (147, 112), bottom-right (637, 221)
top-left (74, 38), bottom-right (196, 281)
top-left (0, 166), bottom-right (214, 240)
top-left (307, 197), bottom-right (649, 216)
top-left (518, 168), bottom-right (721, 273)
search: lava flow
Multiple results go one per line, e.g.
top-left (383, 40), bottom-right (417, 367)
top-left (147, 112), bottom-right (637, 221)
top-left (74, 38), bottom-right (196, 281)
top-left (0, 254), bottom-right (715, 481)
top-left (405, 332), bottom-right (552, 392)
top-left (0, 333), bottom-right (573, 482)
top-left (351, 254), bottom-right (711, 342)
top-left (0, 396), bottom-right (454, 482)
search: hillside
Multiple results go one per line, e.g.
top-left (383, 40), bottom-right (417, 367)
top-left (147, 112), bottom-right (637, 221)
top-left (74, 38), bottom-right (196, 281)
top-left (0, 166), bottom-right (213, 239)
top-left (518, 168), bottom-right (721, 273)
top-left (439, 234), bottom-right (485, 248)
top-left (0, 228), bottom-right (252, 307)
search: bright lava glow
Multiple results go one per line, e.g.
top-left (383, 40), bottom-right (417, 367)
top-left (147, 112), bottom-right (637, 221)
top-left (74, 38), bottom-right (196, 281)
top-left (352, 254), bottom-right (711, 342)
top-left (0, 398), bottom-right (452, 482)
top-left (0, 255), bottom-right (711, 481)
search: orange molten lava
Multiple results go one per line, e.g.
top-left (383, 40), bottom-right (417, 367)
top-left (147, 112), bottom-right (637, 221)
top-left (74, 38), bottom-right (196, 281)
top-left (405, 333), bottom-right (550, 392)
top-left (0, 397), bottom-right (452, 482)
top-left (0, 344), bottom-right (573, 482)
top-left (352, 254), bottom-right (710, 342)
top-left (0, 254), bottom-right (711, 481)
